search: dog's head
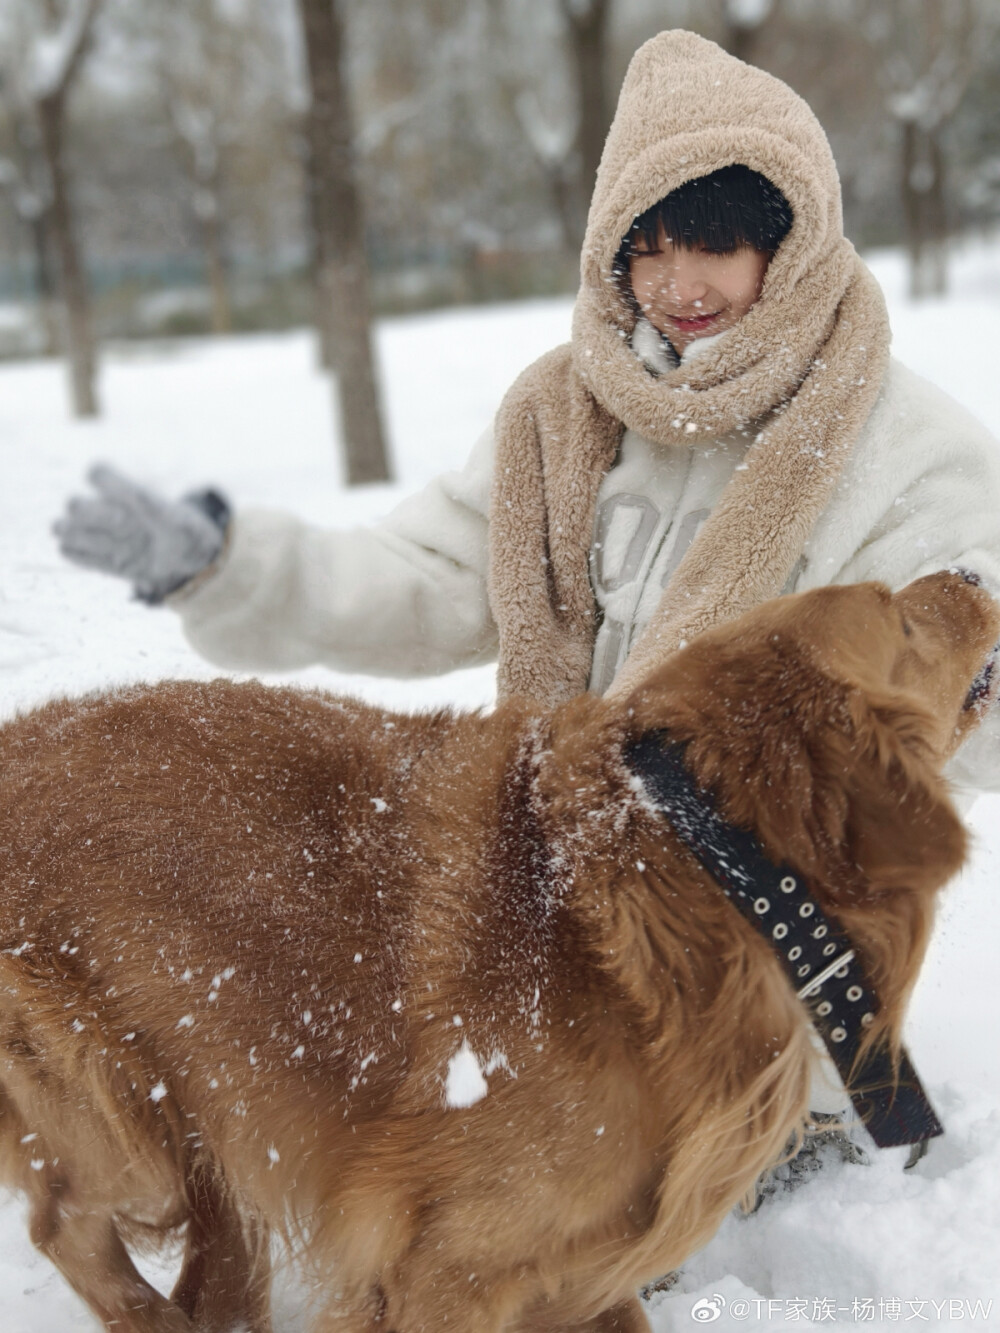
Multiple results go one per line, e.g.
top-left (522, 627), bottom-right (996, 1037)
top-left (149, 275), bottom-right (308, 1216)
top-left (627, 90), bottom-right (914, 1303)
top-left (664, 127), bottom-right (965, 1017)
top-left (628, 571), bottom-right (999, 890)
top-left (623, 573), bottom-right (999, 998)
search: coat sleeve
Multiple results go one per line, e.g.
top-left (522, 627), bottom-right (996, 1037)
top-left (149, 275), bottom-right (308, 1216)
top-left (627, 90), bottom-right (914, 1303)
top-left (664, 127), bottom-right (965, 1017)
top-left (172, 427), bottom-right (498, 677)
top-left (814, 363), bottom-right (1000, 796)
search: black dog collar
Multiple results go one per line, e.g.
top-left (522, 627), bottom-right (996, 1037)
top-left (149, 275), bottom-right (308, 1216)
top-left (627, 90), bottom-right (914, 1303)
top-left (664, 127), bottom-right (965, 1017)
top-left (625, 731), bottom-right (943, 1149)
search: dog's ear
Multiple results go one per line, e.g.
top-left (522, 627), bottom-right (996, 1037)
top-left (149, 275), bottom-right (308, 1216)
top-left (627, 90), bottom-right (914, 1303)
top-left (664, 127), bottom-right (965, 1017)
top-left (840, 690), bottom-right (967, 896)
top-left (644, 640), bottom-right (967, 903)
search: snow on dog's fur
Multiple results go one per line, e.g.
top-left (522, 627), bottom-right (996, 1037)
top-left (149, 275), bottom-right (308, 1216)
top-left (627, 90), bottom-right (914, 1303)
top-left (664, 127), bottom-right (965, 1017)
top-left (0, 571), bottom-right (995, 1333)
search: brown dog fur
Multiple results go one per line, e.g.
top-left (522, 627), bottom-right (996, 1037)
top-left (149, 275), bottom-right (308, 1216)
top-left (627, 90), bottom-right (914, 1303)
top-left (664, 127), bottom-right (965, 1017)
top-left (0, 572), bottom-right (996, 1333)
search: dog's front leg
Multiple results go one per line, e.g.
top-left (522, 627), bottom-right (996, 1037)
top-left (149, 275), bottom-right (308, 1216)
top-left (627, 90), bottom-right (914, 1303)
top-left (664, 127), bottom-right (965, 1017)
top-left (564, 1298), bottom-right (651, 1332)
top-left (583, 1303), bottom-right (651, 1333)
top-left (323, 1257), bottom-right (521, 1333)
top-left (515, 1295), bottom-right (651, 1333)
top-left (171, 1162), bottom-right (272, 1333)
top-left (28, 1167), bottom-right (193, 1332)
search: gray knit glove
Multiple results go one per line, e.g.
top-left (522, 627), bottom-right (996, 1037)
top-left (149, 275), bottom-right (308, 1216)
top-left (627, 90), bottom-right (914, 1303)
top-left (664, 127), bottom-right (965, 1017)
top-left (54, 464), bottom-right (231, 604)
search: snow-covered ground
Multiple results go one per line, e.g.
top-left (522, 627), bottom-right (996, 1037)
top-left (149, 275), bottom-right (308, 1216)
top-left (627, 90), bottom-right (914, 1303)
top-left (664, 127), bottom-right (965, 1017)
top-left (2, 240), bottom-right (1000, 1330)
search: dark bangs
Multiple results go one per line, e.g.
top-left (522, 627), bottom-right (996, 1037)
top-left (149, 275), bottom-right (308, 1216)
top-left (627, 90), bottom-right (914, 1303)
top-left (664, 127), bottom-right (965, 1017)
top-left (623, 164), bottom-right (793, 258)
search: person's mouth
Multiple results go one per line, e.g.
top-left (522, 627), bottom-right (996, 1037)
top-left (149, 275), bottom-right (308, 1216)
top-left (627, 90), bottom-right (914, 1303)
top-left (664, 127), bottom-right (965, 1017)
top-left (665, 310), bottom-right (724, 331)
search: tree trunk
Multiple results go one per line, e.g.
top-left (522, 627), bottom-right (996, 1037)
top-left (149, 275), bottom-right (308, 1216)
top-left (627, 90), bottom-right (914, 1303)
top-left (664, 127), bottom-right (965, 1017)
top-left (200, 203), bottom-right (233, 335)
top-left (302, 108), bottom-right (336, 370)
top-left (297, 0), bottom-right (390, 485)
top-left (547, 160), bottom-right (582, 260)
top-left (925, 129), bottom-right (948, 297)
top-left (28, 211), bottom-right (61, 357)
top-left (718, 1), bottom-right (779, 69)
top-left (36, 88), bottom-right (99, 417)
top-left (561, 0), bottom-right (613, 249)
top-left (5, 110), bottom-right (61, 355)
top-left (901, 119), bottom-right (949, 300)
top-left (723, 20), bottom-right (765, 65)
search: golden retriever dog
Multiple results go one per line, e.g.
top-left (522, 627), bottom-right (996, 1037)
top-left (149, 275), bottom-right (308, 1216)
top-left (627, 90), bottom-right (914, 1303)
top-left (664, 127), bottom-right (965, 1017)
top-left (0, 571), bottom-right (996, 1333)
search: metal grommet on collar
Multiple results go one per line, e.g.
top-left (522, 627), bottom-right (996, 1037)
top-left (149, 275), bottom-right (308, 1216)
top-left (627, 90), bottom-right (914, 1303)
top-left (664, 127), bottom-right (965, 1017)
top-left (861, 1012), bottom-right (875, 1027)
top-left (799, 902), bottom-right (815, 917)
top-left (835, 963), bottom-right (850, 978)
top-left (817, 1000), bottom-right (833, 1016)
top-left (846, 985), bottom-right (863, 1002)
top-left (788, 945), bottom-right (802, 961)
top-left (773, 922), bottom-right (789, 939)
top-left (823, 942), bottom-right (837, 956)
top-left (780, 876), bottom-right (797, 893)
top-left (754, 897), bottom-right (770, 914)
top-left (812, 924), bottom-right (828, 939)
top-left (831, 1027), bottom-right (847, 1043)
top-left (797, 963), bottom-right (811, 979)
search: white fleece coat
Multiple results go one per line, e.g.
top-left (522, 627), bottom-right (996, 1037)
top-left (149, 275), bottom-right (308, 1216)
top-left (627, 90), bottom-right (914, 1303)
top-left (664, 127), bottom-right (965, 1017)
top-left (176, 335), bottom-right (1000, 796)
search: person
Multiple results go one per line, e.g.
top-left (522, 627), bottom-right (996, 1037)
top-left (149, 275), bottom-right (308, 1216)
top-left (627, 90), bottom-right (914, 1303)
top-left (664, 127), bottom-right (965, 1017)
top-left (56, 28), bottom-right (1000, 802)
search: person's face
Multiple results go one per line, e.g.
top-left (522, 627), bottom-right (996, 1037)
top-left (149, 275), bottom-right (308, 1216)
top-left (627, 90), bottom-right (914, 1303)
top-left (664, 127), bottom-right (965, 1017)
top-left (628, 226), bottom-right (771, 354)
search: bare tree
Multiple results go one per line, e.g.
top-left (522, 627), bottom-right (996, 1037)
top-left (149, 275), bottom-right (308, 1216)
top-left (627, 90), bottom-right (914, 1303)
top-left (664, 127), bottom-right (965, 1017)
top-left (145, 0), bottom-right (268, 336)
top-left (512, 85), bottom-right (580, 258)
top-left (297, 0), bottom-right (390, 485)
top-left (561, 0), bottom-right (614, 242)
top-left (161, 77), bottom-right (233, 334)
top-left (15, 0), bottom-right (104, 416)
top-left (108, 0), bottom-right (301, 339)
top-left (866, 0), bottom-right (999, 298)
top-left (301, 88), bottom-right (336, 370)
top-left (718, 0), bottom-right (779, 65)
top-left (0, 116), bottom-right (60, 355)
top-left (491, 0), bottom-right (614, 256)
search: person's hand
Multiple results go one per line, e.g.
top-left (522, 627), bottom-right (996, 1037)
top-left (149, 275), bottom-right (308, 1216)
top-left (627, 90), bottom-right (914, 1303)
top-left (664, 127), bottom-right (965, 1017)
top-left (53, 464), bottom-right (230, 603)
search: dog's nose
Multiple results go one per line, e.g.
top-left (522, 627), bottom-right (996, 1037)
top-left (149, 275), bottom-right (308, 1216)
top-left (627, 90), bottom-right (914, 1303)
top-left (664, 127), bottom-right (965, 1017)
top-left (964, 653), bottom-right (995, 710)
top-left (950, 566), bottom-right (983, 587)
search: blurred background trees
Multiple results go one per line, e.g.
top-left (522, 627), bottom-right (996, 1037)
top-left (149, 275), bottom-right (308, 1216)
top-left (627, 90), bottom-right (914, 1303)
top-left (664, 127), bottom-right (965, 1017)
top-left (141, 0), bottom-right (290, 338)
top-left (863, 0), bottom-right (1000, 298)
top-left (0, 0), bottom-right (103, 416)
top-left (1, 0), bottom-right (998, 459)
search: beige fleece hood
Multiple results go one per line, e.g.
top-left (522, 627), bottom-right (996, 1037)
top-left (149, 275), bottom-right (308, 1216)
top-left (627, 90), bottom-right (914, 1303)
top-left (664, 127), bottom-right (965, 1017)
top-left (584, 28), bottom-right (843, 311)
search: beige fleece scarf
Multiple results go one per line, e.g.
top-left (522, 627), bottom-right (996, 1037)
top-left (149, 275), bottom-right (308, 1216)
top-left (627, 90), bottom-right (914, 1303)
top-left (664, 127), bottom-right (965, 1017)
top-left (488, 30), bottom-right (891, 706)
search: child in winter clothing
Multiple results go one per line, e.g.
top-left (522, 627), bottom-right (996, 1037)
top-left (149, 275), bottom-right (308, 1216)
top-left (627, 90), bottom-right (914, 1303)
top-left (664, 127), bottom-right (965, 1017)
top-left (56, 30), bottom-right (1000, 798)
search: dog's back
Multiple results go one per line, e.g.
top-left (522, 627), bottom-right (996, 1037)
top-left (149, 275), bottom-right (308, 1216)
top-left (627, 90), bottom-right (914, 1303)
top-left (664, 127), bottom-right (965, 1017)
top-left (0, 677), bottom-right (680, 1331)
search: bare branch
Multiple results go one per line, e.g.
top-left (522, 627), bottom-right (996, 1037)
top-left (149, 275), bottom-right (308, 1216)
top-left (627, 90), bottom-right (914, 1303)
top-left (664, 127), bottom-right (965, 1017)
top-left (30, 0), bottom-right (102, 104)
